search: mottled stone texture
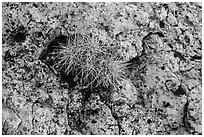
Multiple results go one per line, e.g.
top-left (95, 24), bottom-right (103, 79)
top-left (2, 2), bottom-right (202, 135)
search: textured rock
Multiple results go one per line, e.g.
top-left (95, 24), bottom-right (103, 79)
top-left (187, 85), bottom-right (202, 134)
top-left (2, 2), bottom-right (202, 135)
top-left (2, 105), bottom-right (22, 135)
top-left (83, 94), bottom-right (119, 135)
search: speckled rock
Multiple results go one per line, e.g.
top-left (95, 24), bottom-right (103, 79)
top-left (82, 94), bottom-right (119, 135)
top-left (2, 2), bottom-right (202, 135)
top-left (2, 105), bottom-right (22, 135)
top-left (187, 85), bottom-right (202, 134)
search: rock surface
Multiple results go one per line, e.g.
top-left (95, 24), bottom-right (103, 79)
top-left (2, 2), bottom-right (202, 135)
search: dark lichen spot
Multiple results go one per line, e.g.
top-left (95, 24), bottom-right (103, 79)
top-left (161, 65), bottom-right (165, 70)
top-left (36, 31), bottom-right (44, 38)
top-left (162, 3), bottom-right (169, 10)
top-left (36, 82), bottom-right (43, 88)
top-left (104, 25), bottom-right (109, 32)
top-left (33, 3), bottom-right (38, 8)
top-left (4, 50), bottom-right (15, 62)
top-left (154, 32), bottom-right (165, 37)
top-left (91, 120), bottom-right (97, 123)
top-left (69, 11), bottom-right (75, 17)
top-left (165, 79), bottom-right (178, 92)
top-left (159, 21), bottom-right (165, 28)
top-left (184, 36), bottom-right (190, 43)
top-left (190, 55), bottom-right (202, 61)
top-left (55, 106), bottom-right (64, 115)
top-left (147, 119), bottom-right (152, 124)
top-left (168, 43), bottom-right (173, 49)
top-left (13, 32), bottom-right (26, 42)
top-left (6, 29), bottom-right (10, 33)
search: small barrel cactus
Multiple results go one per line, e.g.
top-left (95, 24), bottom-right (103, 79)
top-left (55, 32), bottom-right (129, 90)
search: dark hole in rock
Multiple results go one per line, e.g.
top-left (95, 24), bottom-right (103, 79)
top-left (190, 55), bottom-right (202, 61)
top-left (147, 119), bottom-right (152, 124)
top-left (33, 3), bottom-right (38, 8)
top-left (163, 101), bottom-right (171, 107)
top-left (39, 33), bottom-right (114, 98)
top-left (126, 56), bottom-right (142, 70)
top-left (13, 32), bottom-right (26, 42)
top-left (161, 65), bottom-right (165, 70)
top-left (60, 70), bottom-right (77, 88)
top-left (36, 82), bottom-right (43, 88)
top-left (173, 84), bottom-right (186, 96)
top-left (159, 21), bottom-right (165, 28)
top-left (173, 51), bottom-right (185, 61)
top-left (91, 120), bottom-right (97, 123)
top-left (39, 35), bottom-right (68, 61)
top-left (39, 35), bottom-right (78, 89)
